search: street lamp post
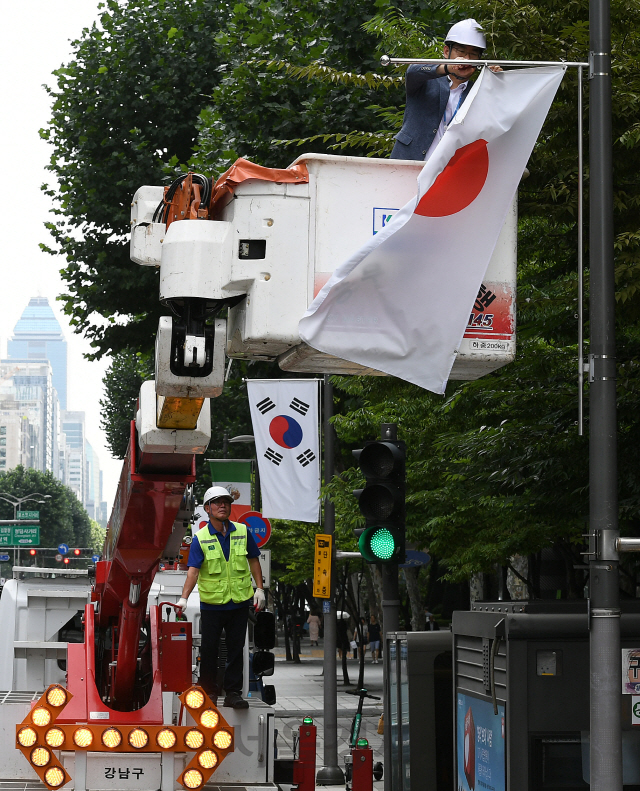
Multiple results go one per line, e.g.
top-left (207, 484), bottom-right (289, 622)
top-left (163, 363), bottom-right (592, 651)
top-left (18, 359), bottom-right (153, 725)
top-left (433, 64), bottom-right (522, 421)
top-left (0, 493), bottom-right (51, 567)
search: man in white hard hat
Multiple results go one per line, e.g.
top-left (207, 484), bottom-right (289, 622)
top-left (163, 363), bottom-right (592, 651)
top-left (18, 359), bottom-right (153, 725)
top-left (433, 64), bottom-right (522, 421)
top-left (177, 486), bottom-right (265, 709)
top-left (391, 19), bottom-right (501, 161)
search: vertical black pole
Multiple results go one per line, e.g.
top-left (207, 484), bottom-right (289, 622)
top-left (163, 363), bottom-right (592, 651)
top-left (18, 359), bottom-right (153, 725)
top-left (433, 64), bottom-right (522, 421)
top-left (317, 375), bottom-right (344, 785)
top-left (380, 423), bottom-right (400, 791)
top-left (589, 0), bottom-right (622, 788)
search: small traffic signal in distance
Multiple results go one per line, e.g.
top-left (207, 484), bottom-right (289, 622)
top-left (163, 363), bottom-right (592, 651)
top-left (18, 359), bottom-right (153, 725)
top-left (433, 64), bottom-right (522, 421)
top-left (353, 439), bottom-right (406, 564)
top-left (29, 549), bottom-right (36, 556)
top-left (73, 549), bottom-right (81, 556)
top-left (63, 558), bottom-right (70, 565)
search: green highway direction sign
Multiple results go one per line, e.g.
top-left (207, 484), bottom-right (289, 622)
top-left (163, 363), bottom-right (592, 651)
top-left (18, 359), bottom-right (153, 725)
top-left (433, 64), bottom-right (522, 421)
top-left (0, 525), bottom-right (40, 546)
top-left (17, 511), bottom-right (39, 520)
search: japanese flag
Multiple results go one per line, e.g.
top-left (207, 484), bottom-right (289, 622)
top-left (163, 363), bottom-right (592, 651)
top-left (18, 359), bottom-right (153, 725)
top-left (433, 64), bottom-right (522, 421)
top-left (248, 379), bottom-right (321, 523)
top-left (299, 66), bottom-right (565, 394)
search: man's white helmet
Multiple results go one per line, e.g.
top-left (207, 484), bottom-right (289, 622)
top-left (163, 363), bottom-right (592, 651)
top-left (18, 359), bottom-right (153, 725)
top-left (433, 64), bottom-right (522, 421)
top-left (203, 486), bottom-right (234, 505)
top-left (445, 18), bottom-right (486, 50)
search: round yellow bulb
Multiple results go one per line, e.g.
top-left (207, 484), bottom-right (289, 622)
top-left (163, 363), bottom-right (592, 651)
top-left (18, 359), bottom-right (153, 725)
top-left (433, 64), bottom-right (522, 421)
top-left (156, 729), bottom-right (177, 749)
top-left (102, 728), bottom-right (122, 749)
top-left (185, 689), bottom-right (205, 709)
top-left (213, 730), bottom-right (232, 750)
top-left (183, 769), bottom-right (204, 789)
top-left (197, 749), bottom-right (218, 769)
top-left (184, 729), bottom-right (204, 750)
top-left (45, 728), bottom-right (65, 748)
top-left (46, 686), bottom-right (67, 708)
top-left (73, 728), bottom-right (93, 748)
top-left (200, 709), bottom-right (219, 729)
top-left (45, 767), bottom-right (65, 788)
top-left (128, 728), bottom-right (149, 749)
top-left (31, 747), bottom-right (52, 767)
top-left (17, 727), bottom-right (38, 748)
top-left (32, 707), bottom-right (52, 727)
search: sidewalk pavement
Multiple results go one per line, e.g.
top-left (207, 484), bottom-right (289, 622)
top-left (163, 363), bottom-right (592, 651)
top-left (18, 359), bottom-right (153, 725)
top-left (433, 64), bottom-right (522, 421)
top-left (263, 637), bottom-right (384, 789)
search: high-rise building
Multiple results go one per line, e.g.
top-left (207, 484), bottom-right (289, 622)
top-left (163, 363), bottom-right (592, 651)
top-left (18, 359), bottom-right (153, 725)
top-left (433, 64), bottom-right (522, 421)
top-left (0, 360), bottom-right (60, 475)
top-left (84, 441), bottom-right (103, 522)
top-left (61, 410), bottom-right (85, 502)
top-left (8, 297), bottom-right (68, 410)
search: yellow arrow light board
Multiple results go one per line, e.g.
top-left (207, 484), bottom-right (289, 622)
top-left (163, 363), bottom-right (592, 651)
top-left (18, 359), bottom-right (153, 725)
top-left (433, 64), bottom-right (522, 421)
top-left (313, 534), bottom-right (332, 599)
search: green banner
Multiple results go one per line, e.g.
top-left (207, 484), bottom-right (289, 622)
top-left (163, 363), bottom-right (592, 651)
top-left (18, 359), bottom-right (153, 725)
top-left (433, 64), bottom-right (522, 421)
top-left (0, 525), bottom-right (40, 546)
top-left (208, 460), bottom-right (252, 483)
top-left (17, 510), bottom-right (39, 520)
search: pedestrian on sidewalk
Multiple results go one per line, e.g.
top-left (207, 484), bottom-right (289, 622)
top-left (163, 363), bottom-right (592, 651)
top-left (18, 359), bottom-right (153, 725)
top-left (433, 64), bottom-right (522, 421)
top-left (307, 610), bottom-right (321, 646)
top-left (337, 615), bottom-right (349, 659)
top-left (368, 615), bottom-right (381, 663)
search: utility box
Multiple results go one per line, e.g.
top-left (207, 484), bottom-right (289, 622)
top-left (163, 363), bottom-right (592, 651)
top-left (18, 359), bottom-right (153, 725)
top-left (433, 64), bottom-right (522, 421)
top-left (452, 600), bottom-right (640, 791)
top-left (385, 631), bottom-right (453, 791)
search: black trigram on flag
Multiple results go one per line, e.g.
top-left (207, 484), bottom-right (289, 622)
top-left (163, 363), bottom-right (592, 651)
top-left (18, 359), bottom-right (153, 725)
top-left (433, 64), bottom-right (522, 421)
top-left (296, 449), bottom-right (316, 467)
top-left (290, 397), bottom-right (310, 417)
top-left (256, 397), bottom-right (276, 415)
top-left (265, 448), bottom-right (283, 466)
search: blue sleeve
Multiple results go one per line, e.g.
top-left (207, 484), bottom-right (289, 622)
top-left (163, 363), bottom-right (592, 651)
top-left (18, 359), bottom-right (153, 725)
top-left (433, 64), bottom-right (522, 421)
top-left (187, 534), bottom-right (205, 568)
top-left (245, 529), bottom-right (261, 559)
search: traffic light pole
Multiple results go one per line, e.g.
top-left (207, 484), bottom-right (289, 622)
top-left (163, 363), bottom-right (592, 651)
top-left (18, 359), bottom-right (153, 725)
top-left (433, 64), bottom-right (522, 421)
top-left (379, 424), bottom-right (401, 791)
top-left (588, 0), bottom-right (622, 788)
top-left (317, 375), bottom-right (344, 786)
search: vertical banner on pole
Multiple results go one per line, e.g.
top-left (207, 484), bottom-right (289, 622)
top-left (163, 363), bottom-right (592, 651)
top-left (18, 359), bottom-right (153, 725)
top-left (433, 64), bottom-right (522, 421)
top-left (248, 379), bottom-right (321, 523)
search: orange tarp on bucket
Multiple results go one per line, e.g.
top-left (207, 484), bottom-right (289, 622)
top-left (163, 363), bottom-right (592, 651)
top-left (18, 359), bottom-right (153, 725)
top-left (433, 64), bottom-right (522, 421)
top-left (211, 158), bottom-right (309, 218)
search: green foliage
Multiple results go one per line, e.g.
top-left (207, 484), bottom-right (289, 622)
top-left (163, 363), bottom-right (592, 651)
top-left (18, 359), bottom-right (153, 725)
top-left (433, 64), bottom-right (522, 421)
top-left (317, 0), bottom-right (640, 584)
top-left (0, 467), bottom-right (92, 549)
top-left (89, 520), bottom-right (107, 552)
top-left (41, 0), bottom-right (229, 359)
top-left (187, 0), bottom-right (404, 177)
top-left (100, 350), bottom-right (154, 459)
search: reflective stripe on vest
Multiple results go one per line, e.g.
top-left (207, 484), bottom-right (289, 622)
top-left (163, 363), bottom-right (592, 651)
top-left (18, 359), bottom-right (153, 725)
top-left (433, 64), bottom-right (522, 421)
top-left (195, 521), bottom-right (254, 605)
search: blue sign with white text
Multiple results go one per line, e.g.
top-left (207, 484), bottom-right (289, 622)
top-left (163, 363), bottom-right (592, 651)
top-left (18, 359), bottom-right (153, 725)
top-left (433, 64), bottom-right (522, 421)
top-left (456, 692), bottom-right (505, 791)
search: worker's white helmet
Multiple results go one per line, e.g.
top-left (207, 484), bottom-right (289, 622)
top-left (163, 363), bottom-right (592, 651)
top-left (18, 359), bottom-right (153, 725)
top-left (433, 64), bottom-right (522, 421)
top-left (445, 18), bottom-right (486, 50)
top-left (203, 486), bottom-right (234, 505)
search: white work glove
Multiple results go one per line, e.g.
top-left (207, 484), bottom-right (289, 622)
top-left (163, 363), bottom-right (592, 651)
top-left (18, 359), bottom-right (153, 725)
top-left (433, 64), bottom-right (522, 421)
top-left (253, 588), bottom-right (266, 612)
top-left (176, 597), bottom-right (188, 612)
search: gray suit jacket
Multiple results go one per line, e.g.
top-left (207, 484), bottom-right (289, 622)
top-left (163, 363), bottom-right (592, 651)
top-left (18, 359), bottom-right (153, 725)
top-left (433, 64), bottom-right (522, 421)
top-left (390, 64), bottom-right (473, 161)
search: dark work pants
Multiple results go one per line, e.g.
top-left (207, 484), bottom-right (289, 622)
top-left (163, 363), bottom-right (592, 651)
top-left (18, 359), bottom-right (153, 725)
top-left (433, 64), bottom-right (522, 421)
top-left (199, 606), bottom-right (249, 697)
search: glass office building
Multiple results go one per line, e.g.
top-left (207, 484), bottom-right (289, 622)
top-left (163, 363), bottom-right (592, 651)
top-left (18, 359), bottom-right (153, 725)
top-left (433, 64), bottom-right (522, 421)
top-left (8, 297), bottom-right (68, 410)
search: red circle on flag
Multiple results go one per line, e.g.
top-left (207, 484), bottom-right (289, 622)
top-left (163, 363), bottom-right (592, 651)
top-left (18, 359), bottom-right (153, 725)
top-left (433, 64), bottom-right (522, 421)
top-left (414, 139), bottom-right (489, 217)
top-left (238, 511), bottom-right (272, 548)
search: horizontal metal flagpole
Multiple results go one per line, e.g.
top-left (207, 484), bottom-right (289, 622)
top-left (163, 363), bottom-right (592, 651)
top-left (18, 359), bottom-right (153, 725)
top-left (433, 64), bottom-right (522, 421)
top-left (381, 56), bottom-right (588, 68)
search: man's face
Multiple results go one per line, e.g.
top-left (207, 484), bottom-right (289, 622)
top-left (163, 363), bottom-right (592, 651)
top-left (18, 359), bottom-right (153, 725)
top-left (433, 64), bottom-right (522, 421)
top-left (205, 498), bottom-right (232, 520)
top-left (444, 42), bottom-right (482, 80)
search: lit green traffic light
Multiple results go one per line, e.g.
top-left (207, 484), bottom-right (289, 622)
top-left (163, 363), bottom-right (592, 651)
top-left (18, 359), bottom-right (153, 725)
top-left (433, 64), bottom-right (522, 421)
top-left (359, 526), bottom-right (400, 562)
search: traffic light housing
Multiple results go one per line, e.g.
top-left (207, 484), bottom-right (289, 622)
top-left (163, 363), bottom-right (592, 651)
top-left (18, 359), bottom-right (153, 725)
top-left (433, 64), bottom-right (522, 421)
top-left (353, 437), bottom-right (406, 564)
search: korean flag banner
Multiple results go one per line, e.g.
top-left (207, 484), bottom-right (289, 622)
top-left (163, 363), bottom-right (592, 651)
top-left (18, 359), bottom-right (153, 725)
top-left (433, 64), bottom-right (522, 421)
top-left (247, 379), bottom-right (321, 523)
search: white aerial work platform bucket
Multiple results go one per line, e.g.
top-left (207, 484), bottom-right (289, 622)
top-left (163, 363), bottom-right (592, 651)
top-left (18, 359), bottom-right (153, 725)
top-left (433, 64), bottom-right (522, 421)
top-left (223, 154), bottom-right (516, 380)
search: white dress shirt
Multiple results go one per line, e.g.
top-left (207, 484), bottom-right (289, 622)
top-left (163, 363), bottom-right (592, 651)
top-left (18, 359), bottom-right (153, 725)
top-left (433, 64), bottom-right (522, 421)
top-left (424, 78), bottom-right (469, 161)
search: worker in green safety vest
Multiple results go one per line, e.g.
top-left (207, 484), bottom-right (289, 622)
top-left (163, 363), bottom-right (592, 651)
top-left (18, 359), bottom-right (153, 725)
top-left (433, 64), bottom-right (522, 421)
top-left (177, 486), bottom-right (265, 709)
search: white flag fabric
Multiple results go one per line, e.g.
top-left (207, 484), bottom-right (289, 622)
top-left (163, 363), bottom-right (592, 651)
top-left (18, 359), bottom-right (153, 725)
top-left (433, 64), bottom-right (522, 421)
top-left (247, 379), bottom-right (321, 523)
top-left (299, 66), bottom-right (565, 394)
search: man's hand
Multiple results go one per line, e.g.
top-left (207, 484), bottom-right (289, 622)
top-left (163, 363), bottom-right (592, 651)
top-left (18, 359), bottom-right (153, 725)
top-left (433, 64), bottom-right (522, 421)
top-left (488, 65), bottom-right (503, 73)
top-left (253, 588), bottom-right (266, 612)
top-left (448, 56), bottom-right (476, 79)
top-left (176, 597), bottom-right (188, 612)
